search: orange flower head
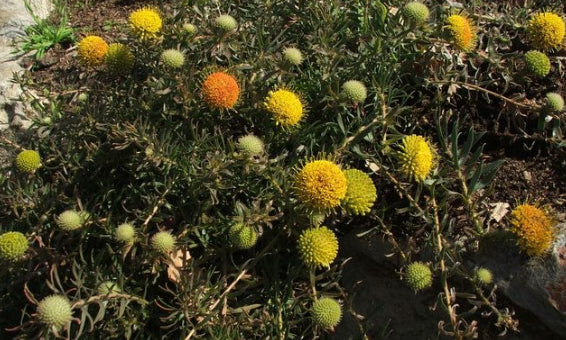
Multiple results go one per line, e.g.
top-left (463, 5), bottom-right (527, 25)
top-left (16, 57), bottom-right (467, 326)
top-left (510, 204), bottom-right (555, 256)
top-left (446, 14), bottom-right (477, 52)
top-left (202, 72), bottom-right (240, 109)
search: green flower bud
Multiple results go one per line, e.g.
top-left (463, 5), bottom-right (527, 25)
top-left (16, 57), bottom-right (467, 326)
top-left (0, 231), bottom-right (28, 262)
top-left (56, 210), bottom-right (84, 231)
top-left (524, 50), bottom-right (551, 77)
top-left (545, 92), bottom-right (564, 112)
top-left (160, 49), bottom-right (185, 69)
top-left (283, 47), bottom-right (303, 66)
top-left (105, 43), bottom-right (135, 76)
top-left (115, 223), bottom-right (135, 243)
top-left (405, 262), bottom-right (433, 292)
top-left (311, 297), bottom-right (342, 329)
top-left (15, 150), bottom-right (41, 174)
top-left (37, 295), bottom-right (73, 328)
top-left (214, 14), bottom-right (237, 31)
top-left (476, 267), bottom-right (493, 285)
top-left (97, 281), bottom-right (121, 295)
top-left (151, 231), bottom-right (175, 254)
top-left (229, 223), bottom-right (258, 250)
top-left (403, 2), bottom-right (430, 25)
top-left (183, 23), bottom-right (197, 34)
top-left (342, 80), bottom-right (367, 103)
top-left (237, 134), bottom-right (264, 156)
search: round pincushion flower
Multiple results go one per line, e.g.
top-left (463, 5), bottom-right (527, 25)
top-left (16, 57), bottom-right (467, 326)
top-left (228, 223), bottom-right (258, 250)
top-left (341, 169), bottom-right (377, 216)
top-left (151, 231), bottom-right (175, 254)
top-left (403, 2), bottom-right (430, 26)
top-left (98, 281), bottom-right (121, 295)
top-left (294, 160), bottom-right (347, 211)
top-left (264, 89), bottom-right (304, 127)
top-left (476, 267), bottom-right (493, 285)
top-left (397, 135), bottom-right (435, 182)
top-left (202, 72), bottom-right (240, 109)
top-left (214, 14), bottom-right (237, 31)
top-left (77, 35), bottom-right (108, 67)
top-left (405, 262), bottom-right (433, 292)
top-left (311, 297), bottom-right (342, 329)
top-left (524, 50), bottom-right (551, 77)
top-left (237, 134), bottom-right (264, 156)
top-left (0, 231), bottom-right (28, 262)
top-left (545, 92), bottom-right (564, 112)
top-left (183, 23), bottom-right (197, 34)
top-left (342, 80), bottom-right (367, 103)
top-left (37, 295), bottom-right (73, 329)
top-left (297, 226), bottom-right (339, 268)
top-left (105, 43), bottom-right (134, 76)
top-left (56, 210), bottom-right (84, 231)
top-left (115, 223), bottom-right (135, 243)
top-left (129, 7), bottom-right (162, 40)
top-left (510, 204), bottom-right (554, 256)
top-left (446, 14), bottom-right (477, 52)
top-left (283, 47), bottom-right (303, 66)
top-left (160, 49), bottom-right (185, 69)
top-left (15, 149), bottom-right (41, 173)
top-left (526, 12), bottom-right (565, 51)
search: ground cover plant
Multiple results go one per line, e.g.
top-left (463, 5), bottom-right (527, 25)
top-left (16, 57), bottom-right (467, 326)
top-left (1, 0), bottom-right (566, 339)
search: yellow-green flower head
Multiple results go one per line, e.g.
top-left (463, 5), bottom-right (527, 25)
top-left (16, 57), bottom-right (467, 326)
top-left (403, 2), bottom-right (430, 26)
top-left (446, 14), bottom-right (477, 52)
top-left (524, 50), bottom-right (551, 77)
top-left (510, 204), bottom-right (554, 256)
top-left (237, 134), bottom-right (265, 156)
top-left (129, 7), bottom-right (162, 40)
top-left (183, 23), bottom-right (197, 35)
top-left (160, 49), bottom-right (185, 69)
top-left (0, 231), bottom-right (28, 262)
top-left (98, 281), bottom-right (121, 295)
top-left (229, 223), bottom-right (258, 250)
top-left (283, 47), bottom-right (303, 65)
top-left (15, 149), bottom-right (41, 173)
top-left (264, 89), bottom-right (304, 127)
top-left (294, 160), bottom-right (348, 211)
top-left (105, 43), bottom-right (134, 76)
top-left (341, 169), bottom-right (377, 216)
top-left (545, 92), bottom-right (564, 112)
top-left (476, 267), bottom-right (493, 285)
top-left (397, 135), bottom-right (435, 182)
top-left (405, 262), bottom-right (432, 292)
top-left (527, 12), bottom-right (565, 51)
top-left (297, 226), bottom-right (339, 268)
top-left (115, 223), bottom-right (135, 243)
top-left (37, 295), bottom-right (73, 329)
top-left (311, 297), bottom-right (342, 329)
top-left (214, 14), bottom-right (237, 31)
top-left (56, 210), bottom-right (84, 231)
top-left (151, 231), bottom-right (175, 254)
top-left (342, 80), bottom-right (367, 103)
top-left (77, 35), bottom-right (108, 67)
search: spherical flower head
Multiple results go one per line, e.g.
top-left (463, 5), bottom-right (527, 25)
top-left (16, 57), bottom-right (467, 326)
top-left (237, 134), bottom-right (264, 156)
top-left (476, 267), bottom-right (493, 285)
top-left (283, 47), bottom-right (303, 66)
top-left (56, 210), bottom-right (84, 231)
top-left (509, 204), bottom-right (554, 256)
top-left (202, 72), bottom-right (240, 109)
top-left (77, 35), bottom-right (108, 67)
top-left (183, 23), bottom-right (197, 35)
top-left (527, 12), bottom-right (565, 51)
top-left (129, 7), bottom-right (162, 40)
top-left (545, 92), bottom-right (564, 112)
top-left (297, 226), bottom-right (339, 268)
top-left (446, 14), bottom-right (477, 52)
top-left (37, 295), bottom-right (73, 329)
top-left (524, 50), bottom-right (551, 77)
top-left (342, 80), bottom-right (367, 103)
top-left (264, 89), bottom-right (304, 127)
top-left (0, 231), bottom-right (28, 262)
top-left (228, 223), bottom-right (258, 250)
top-left (403, 2), bottom-right (430, 26)
top-left (341, 169), bottom-right (377, 216)
top-left (97, 281), bottom-right (121, 295)
top-left (115, 223), bottom-right (135, 243)
top-left (214, 14), bottom-right (237, 31)
top-left (397, 135), bottom-right (435, 182)
top-left (294, 160), bottom-right (347, 211)
top-left (15, 149), bottom-right (41, 173)
top-left (405, 262), bottom-right (432, 292)
top-left (151, 231), bottom-right (175, 254)
top-left (160, 49), bottom-right (185, 69)
top-left (311, 297), bottom-right (342, 329)
top-left (105, 43), bottom-right (134, 76)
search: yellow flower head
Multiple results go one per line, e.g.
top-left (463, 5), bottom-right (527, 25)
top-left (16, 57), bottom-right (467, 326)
top-left (397, 135), bottom-right (435, 182)
top-left (77, 35), bottom-right (108, 67)
top-left (264, 89), bottom-right (304, 127)
top-left (527, 12), bottom-right (565, 51)
top-left (129, 8), bottom-right (162, 40)
top-left (202, 72), bottom-right (240, 109)
top-left (446, 14), bottom-right (477, 52)
top-left (341, 169), bottom-right (377, 216)
top-left (297, 226), bottom-right (338, 268)
top-left (509, 204), bottom-right (555, 256)
top-left (294, 160), bottom-right (347, 211)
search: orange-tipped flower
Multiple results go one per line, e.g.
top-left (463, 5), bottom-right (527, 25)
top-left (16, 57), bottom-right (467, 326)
top-left (202, 72), bottom-right (240, 109)
top-left (446, 14), bottom-right (477, 52)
